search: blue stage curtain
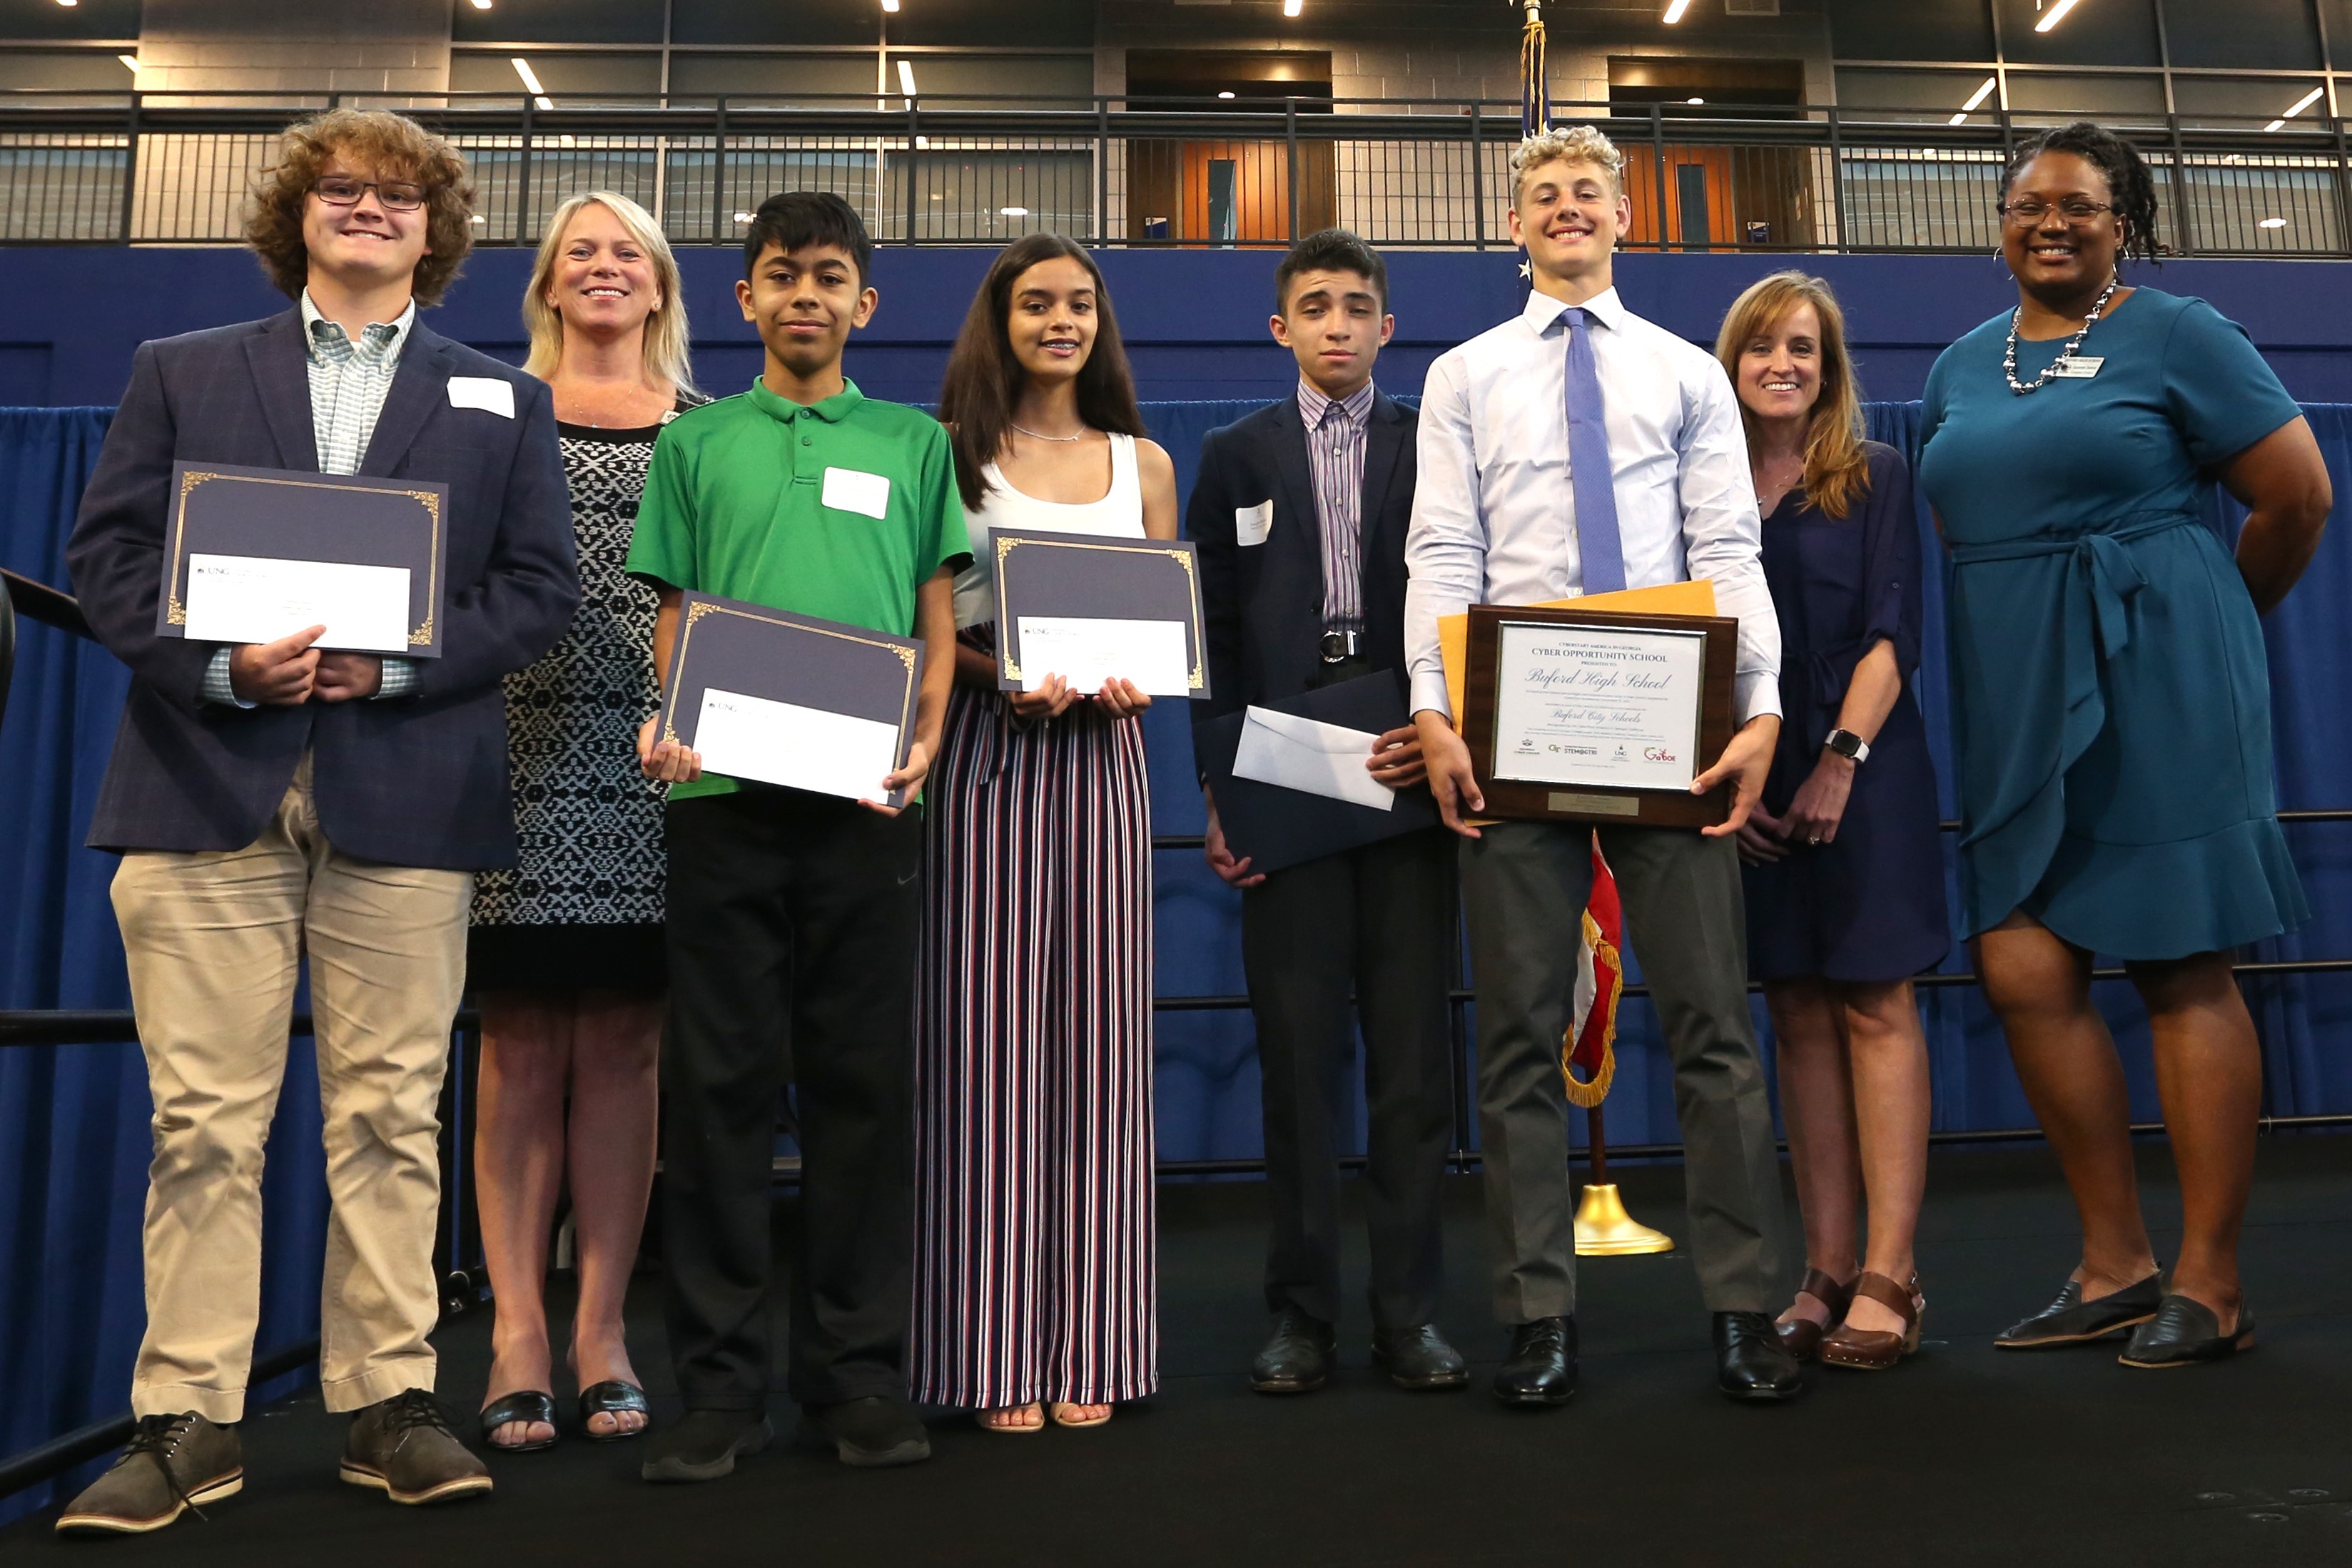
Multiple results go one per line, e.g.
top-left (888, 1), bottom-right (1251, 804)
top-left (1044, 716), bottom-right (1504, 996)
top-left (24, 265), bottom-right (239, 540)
top-left (6, 400), bottom-right (2352, 1506)
top-left (0, 409), bottom-right (328, 1524)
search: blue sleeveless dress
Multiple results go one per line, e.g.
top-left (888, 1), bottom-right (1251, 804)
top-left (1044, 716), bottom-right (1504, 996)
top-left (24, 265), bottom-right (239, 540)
top-left (1917, 287), bottom-right (2307, 959)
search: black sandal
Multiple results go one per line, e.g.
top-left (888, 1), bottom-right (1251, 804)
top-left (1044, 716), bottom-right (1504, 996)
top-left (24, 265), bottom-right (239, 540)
top-left (479, 1390), bottom-right (559, 1452)
top-left (578, 1381), bottom-right (650, 1442)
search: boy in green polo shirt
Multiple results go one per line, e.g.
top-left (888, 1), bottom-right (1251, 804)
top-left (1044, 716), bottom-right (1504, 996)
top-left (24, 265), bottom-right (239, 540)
top-left (625, 191), bottom-right (968, 1484)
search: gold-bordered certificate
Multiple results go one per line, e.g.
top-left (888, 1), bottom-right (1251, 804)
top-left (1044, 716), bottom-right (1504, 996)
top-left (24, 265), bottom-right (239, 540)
top-left (988, 527), bottom-right (1209, 698)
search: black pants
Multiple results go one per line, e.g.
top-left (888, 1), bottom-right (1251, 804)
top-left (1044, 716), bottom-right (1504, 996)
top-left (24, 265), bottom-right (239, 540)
top-left (1241, 820), bottom-right (1456, 1334)
top-left (661, 788), bottom-right (923, 1410)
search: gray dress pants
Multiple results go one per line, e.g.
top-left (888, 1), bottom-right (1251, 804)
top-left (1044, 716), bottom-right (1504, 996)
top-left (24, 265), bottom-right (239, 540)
top-left (1459, 820), bottom-right (1785, 1323)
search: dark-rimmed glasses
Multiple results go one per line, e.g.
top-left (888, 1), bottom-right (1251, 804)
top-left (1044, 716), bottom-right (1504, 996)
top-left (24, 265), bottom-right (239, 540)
top-left (313, 175), bottom-right (429, 213)
top-left (1998, 198), bottom-right (2114, 227)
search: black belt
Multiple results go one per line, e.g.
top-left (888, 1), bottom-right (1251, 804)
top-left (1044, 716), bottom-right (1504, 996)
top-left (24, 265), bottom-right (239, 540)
top-left (1319, 628), bottom-right (1364, 663)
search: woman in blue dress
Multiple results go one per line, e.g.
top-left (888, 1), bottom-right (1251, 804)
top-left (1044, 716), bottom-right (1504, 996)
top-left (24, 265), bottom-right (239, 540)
top-left (1718, 273), bottom-right (1949, 1373)
top-left (1919, 122), bottom-right (2331, 1368)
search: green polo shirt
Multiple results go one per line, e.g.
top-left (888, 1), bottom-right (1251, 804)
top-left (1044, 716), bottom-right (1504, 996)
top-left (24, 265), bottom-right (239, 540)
top-left (627, 376), bottom-right (970, 800)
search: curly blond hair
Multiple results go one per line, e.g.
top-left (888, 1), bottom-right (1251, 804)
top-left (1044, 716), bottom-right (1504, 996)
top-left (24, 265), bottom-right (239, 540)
top-left (1511, 125), bottom-right (1626, 205)
top-left (245, 108), bottom-right (476, 306)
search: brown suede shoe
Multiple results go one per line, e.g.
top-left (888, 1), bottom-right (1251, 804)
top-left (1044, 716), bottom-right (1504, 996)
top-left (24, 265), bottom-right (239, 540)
top-left (1775, 1268), bottom-right (1855, 1363)
top-left (55, 1413), bottom-right (243, 1536)
top-left (340, 1390), bottom-right (494, 1505)
top-left (1819, 1272), bottom-right (1924, 1370)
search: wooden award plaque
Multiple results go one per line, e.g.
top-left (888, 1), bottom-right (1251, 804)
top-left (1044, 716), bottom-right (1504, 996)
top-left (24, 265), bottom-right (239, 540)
top-left (1460, 603), bottom-right (1739, 829)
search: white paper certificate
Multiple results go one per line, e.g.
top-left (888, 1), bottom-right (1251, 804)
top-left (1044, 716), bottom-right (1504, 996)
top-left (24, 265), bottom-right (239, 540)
top-left (1489, 621), bottom-right (1708, 790)
top-left (181, 553), bottom-right (413, 653)
top-left (692, 688), bottom-right (901, 805)
top-left (1013, 616), bottom-right (1191, 696)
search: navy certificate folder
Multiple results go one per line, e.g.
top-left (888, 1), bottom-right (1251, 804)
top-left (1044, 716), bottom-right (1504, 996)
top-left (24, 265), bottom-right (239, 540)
top-left (652, 591), bottom-right (927, 810)
top-left (1195, 668), bottom-right (1439, 875)
top-left (156, 461), bottom-right (450, 656)
top-left (988, 526), bottom-right (1210, 698)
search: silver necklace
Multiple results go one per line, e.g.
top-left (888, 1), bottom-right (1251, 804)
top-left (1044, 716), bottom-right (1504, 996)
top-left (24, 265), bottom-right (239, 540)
top-left (1010, 421), bottom-right (1088, 442)
top-left (2004, 274), bottom-right (2119, 395)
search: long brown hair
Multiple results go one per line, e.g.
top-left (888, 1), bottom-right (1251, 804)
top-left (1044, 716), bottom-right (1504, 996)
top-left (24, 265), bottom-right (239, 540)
top-left (937, 234), bottom-right (1145, 511)
top-left (1713, 270), bottom-right (1870, 521)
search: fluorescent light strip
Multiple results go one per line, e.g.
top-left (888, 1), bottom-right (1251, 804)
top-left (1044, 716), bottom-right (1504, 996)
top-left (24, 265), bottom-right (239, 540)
top-left (1663, 0), bottom-right (1691, 21)
top-left (881, 0), bottom-right (900, 11)
top-left (1282, 0), bottom-right (1302, 14)
top-left (512, 56), bottom-right (553, 111)
top-left (2034, 0), bottom-right (2080, 34)
top-left (897, 59), bottom-right (918, 97)
top-left (118, 54), bottom-right (137, 71)
top-left (1949, 76), bottom-right (1997, 126)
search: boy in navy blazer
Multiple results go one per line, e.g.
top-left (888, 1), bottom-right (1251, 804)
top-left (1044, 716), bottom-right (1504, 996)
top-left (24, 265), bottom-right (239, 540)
top-left (1187, 231), bottom-right (1465, 1397)
top-left (58, 110), bottom-right (576, 1535)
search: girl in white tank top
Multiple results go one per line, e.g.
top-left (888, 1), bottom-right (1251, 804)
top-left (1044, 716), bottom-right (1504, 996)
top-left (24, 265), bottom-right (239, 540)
top-left (950, 432), bottom-right (1145, 629)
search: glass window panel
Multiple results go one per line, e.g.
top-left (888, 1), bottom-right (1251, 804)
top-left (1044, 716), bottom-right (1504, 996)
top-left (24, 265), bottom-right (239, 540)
top-left (1825, 0), bottom-right (1996, 61)
top-left (1835, 68), bottom-right (2009, 123)
top-left (671, 0), bottom-right (888, 46)
top-left (2003, 71), bottom-right (2169, 123)
top-left (2159, 0), bottom-right (2321, 70)
top-left (665, 54), bottom-right (878, 101)
top-left (450, 51), bottom-right (664, 104)
top-left (886, 55), bottom-right (1094, 108)
top-left (2172, 76), bottom-right (2333, 132)
top-left (8, 0), bottom-right (141, 41)
top-left (452, 0), bottom-right (665, 45)
top-left (1997, 0), bottom-right (2163, 68)
top-left (0, 53), bottom-right (139, 92)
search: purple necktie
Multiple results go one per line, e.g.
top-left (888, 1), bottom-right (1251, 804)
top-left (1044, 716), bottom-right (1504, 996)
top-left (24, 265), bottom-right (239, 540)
top-left (1564, 307), bottom-right (1627, 595)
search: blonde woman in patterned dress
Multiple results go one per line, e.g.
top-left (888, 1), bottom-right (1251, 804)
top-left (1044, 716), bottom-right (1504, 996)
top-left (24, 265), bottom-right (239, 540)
top-left (470, 192), bottom-right (702, 1452)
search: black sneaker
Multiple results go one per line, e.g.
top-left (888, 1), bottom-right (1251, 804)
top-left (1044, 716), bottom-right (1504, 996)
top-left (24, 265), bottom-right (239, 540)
top-left (641, 1409), bottom-right (772, 1483)
top-left (340, 1390), bottom-right (494, 1506)
top-left (796, 1395), bottom-right (931, 1468)
top-left (55, 1413), bottom-right (242, 1536)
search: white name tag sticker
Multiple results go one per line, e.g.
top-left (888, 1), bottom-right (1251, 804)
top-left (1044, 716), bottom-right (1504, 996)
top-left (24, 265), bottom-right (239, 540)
top-left (1235, 499), bottom-right (1273, 547)
top-left (2051, 356), bottom-right (2104, 379)
top-left (822, 467), bottom-right (892, 519)
top-left (446, 376), bottom-right (514, 417)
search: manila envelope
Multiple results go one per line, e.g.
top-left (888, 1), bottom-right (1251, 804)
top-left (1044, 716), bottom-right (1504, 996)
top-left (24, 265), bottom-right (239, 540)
top-left (1438, 579), bottom-right (1719, 728)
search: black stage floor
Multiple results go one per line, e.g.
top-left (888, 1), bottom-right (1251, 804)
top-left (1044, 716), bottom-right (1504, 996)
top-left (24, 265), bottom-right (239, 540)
top-left (12, 1136), bottom-right (2352, 1567)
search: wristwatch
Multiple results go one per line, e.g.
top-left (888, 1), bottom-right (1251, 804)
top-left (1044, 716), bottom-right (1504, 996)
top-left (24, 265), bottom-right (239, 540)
top-left (1824, 728), bottom-right (1871, 764)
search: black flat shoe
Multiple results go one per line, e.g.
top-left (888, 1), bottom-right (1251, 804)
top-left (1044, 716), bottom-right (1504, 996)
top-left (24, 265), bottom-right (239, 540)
top-left (1250, 1306), bottom-right (1337, 1395)
top-left (478, 1391), bottom-right (557, 1453)
top-left (1994, 1273), bottom-right (2162, 1349)
top-left (1492, 1316), bottom-right (1577, 1407)
top-left (2118, 1295), bottom-right (2255, 1368)
top-left (1715, 1311), bottom-right (1804, 1402)
top-left (1371, 1324), bottom-right (1469, 1391)
top-left (579, 1380), bottom-right (650, 1442)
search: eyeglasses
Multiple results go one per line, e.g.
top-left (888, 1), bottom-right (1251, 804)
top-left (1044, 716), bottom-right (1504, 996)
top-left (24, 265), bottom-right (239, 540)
top-left (1998, 197), bottom-right (2114, 227)
top-left (313, 175), bottom-right (429, 212)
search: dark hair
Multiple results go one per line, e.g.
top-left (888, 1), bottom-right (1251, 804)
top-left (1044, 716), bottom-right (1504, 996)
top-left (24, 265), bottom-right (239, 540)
top-left (742, 190), bottom-right (873, 282)
top-left (936, 234), bottom-right (1146, 512)
top-left (1274, 228), bottom-right (1389, 315)
top-left (246, 108), bottom-right (475, 306)
top-left (2002, 121), bottom-right (2163, 265)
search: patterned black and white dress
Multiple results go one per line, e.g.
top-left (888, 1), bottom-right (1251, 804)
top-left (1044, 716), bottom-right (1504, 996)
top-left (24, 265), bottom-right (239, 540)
top-left (468, 403), bottom-right (699, 994)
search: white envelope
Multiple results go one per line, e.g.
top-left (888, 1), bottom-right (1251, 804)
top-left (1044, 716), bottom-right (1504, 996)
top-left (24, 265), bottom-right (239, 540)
top-left (1232, 706), bottom-right (1396, 813)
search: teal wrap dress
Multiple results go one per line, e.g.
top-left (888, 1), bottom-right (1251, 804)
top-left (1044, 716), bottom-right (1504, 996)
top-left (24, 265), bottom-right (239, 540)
top-left (1917, 287), bottom-right (2308, 959)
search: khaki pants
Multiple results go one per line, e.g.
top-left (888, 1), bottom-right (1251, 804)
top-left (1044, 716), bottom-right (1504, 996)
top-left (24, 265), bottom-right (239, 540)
top-left (113, 758), bottom-right (472, 1420)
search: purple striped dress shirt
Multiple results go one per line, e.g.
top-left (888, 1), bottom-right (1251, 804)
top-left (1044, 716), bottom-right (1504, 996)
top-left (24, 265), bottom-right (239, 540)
top-left (1295, 377), bottom-right (1374, 631)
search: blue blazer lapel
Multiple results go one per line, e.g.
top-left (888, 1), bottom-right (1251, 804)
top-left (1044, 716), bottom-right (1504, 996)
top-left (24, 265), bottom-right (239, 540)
top-left (1267, 396), bottom-right (1324, 608)
top-left (243, 310), bottom-right (318, 473)
top-left (360, 324), bottom-right (456, 478)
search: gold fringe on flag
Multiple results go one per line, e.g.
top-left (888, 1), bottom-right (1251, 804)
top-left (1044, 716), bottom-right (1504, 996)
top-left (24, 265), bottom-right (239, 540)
top-left (1519, 0), bottom-right (1549, 136)
top-left (1560, 907), bottom-right (1621, 1109)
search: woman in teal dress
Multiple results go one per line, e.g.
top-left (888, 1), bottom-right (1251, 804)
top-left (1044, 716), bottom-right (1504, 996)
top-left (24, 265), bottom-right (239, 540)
top-left (1919, 122), bottom-right (2331, 1369)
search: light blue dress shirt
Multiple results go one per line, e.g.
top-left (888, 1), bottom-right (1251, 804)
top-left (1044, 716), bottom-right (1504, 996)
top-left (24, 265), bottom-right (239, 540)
top-left (1404, 285), bottom-right (1783, 726)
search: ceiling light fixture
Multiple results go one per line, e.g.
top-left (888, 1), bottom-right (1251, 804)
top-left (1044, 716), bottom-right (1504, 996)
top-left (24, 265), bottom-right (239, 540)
top-left (1663, 0), bottom-right (1691, 22)
top-left (734, 211), bottom-right (754, 224)
top-left (1217, 90), bottom-right (1236, 99)
top-left (468, 0), bottom-right (492, 10)
top-left (1948, 75), bottom-right (1997, 126)
top-left (2266, 85), bottom-right (2325, 131)
top-left (882, 0), bottom-right (900, 11)
top-left (54, 1), bottom-right (76, 9)
top-left (1282, 0), bottom-right (1302, 14)
top-left (2259, 216), bottom-right (2288, 229)
top-left (1000, 206), bottom-right (1029, 217)
top-left (118, 54), bottom-right (137, 71)
top-left (897, 60), bottom-right (918, 97)
top-left (1686, 96), bottom-right (1704, 105)
top-left (2033, 0), bottom-right (2080, 34)
top-left (512, 57), bottom-right (553, 111)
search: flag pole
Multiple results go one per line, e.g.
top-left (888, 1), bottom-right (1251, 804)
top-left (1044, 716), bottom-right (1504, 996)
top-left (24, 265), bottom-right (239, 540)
top-left (1575, 1100), bottom-right (1676, 1256)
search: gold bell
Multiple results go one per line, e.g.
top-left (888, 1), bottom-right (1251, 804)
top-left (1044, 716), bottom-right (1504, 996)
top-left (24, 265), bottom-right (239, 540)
top-left (1572, 1182), bottom-right (1675, 1256)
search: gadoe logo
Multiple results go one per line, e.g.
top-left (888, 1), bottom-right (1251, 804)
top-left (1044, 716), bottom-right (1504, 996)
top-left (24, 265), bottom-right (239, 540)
top-left (1643, 745), bottom-right (1677, 763)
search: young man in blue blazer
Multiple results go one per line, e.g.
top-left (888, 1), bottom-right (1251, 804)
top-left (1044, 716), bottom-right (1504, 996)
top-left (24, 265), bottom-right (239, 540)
top-left (58, 109), bottom-right (577, 1534)
top-left (1189, 230), bottom-right (1465, 1396)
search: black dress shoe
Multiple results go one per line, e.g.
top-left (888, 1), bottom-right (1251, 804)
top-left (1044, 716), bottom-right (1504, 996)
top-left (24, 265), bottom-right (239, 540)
top-left (1492, 1316), bottom-right (1577, 1407)
top-left (796, 1395), bottom-right (931, 1468)
top-left (1250, 1307), bottom-right (1337, 1394)
top-left (1371, 1324), bottom-right (1469, 1391)
top-left (641, 1409), bottom-right (771, 1484)
top-left (1994, 1272), bottom-right (2162, 1349)
top-left (2118, 1294), bottom-right (2255, 1368)
top-left (1715, 1311), bottom-right (1804, 1402)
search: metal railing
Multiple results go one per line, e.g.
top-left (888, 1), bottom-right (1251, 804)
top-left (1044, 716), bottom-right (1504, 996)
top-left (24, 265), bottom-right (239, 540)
top-left (4, 91), bottom-right (2352, 256)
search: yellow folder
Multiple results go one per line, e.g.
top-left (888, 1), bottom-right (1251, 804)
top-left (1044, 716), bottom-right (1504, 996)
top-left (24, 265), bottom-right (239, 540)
top-left (1437, 579), bottom-right (1719, 726)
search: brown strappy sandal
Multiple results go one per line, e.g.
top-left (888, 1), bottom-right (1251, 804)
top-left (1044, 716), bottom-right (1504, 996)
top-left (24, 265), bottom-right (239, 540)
top-left (1775, 1268), bottom-right (1855, 1363)
top-left (1819, 1272), bottom-right (1925, 1370)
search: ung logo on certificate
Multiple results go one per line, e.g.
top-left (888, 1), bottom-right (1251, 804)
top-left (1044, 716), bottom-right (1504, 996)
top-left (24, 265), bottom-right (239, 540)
top-left (1462, 604), bottom-right (1739, 829)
